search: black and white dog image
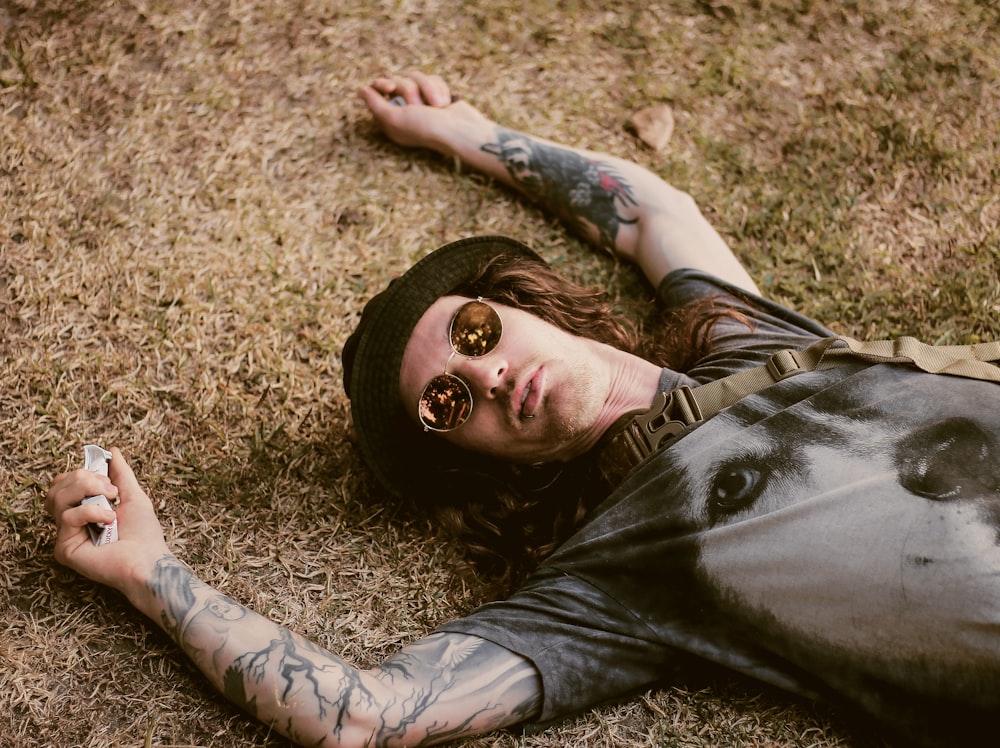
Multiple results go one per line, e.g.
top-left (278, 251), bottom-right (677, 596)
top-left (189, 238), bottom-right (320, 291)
top-left (550, 362), bottom-right (1000, 745)
top-left (660, 364), bottom-right (1000, 743)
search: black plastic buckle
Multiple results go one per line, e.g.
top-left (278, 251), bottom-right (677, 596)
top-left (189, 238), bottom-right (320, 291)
top-left (598, 386), bottom-right (711, 486)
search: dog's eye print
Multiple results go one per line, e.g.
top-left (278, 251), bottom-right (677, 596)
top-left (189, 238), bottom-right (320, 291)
top-left (708, 460), bottom-right (769, 524)
top-left (895, 417), bottom-right (1000, 501)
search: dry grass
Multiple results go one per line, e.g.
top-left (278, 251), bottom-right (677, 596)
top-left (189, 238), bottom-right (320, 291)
top-left (1, 0), bottom-right (997, 746)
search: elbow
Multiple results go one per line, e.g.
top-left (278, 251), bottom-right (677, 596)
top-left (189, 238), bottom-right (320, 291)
top-left (660, 184), bottom-right (705, 222)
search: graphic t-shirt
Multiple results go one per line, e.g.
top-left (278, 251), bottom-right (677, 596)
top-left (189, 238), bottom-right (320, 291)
top-left (436, 270), bottom-right (1000, 747)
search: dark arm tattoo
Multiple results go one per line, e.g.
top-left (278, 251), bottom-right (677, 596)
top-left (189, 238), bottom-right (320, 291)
top-left (374, 634), bottom-right (542, 744)
top-left (481, 127), bottom-right (638, 251)
top-left (147, 556), bottom-right (541, 746)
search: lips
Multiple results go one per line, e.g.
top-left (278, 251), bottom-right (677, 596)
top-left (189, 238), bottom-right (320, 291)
top-left (518, 367), bottom-right (544, 420)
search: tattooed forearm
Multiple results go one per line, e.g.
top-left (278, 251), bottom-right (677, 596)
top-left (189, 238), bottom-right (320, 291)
top-left (149, 555), bottom-right (199, 643)
top-left (147, 556), bottom-right (376, 742)
top-left (149, 556), bottom-right (249, 674)
top-left (231, 628), bottom-right (376, 740)
top-left (481, 127), bottom-right (638, 251)
top-left (146, 557), bottom-right (540, 746)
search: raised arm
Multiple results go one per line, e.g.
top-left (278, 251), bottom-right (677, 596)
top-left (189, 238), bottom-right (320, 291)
top-left (359, 72), bottom-right (759, 295)
top-left (46, 450), bottom-right (541, 746)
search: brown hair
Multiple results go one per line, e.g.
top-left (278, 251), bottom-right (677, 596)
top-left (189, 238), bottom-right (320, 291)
top-left (415, 255), bottom-right (746, 589)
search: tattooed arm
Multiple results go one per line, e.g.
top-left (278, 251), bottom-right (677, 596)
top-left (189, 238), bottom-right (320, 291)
top-left (46, 449), bottom-right (542, 746)
top-left (145, 556), bottom-right (540, 745)
top-left (359, 72), bottom-right (759, 295)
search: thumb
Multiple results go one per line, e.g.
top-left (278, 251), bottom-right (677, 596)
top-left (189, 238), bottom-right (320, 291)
top-left (108, 448), bottom-right (150, 506)
top-left (358, 84), bottom-right (391, 114)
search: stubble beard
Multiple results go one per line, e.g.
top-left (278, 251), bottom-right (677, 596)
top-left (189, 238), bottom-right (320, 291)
top-left (539, 364), bottom-right (605, 458)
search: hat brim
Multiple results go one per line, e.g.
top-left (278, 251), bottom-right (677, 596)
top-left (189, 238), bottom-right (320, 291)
top-left (347, 235), bottom-right (543, 497)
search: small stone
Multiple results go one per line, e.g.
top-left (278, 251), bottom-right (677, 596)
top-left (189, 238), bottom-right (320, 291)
top-left (629, 103), bottom-right (675, 151)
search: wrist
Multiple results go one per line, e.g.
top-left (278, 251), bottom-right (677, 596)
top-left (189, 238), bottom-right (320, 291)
top-left (119, 551), bottom-right (178, 614)
top-left (427, 104), bottom-right (495, 159)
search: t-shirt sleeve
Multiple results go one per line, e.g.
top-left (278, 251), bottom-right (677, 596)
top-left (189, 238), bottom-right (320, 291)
top-left (433, 568), bottom-right (676, 726)
top-left (657, 268), bottom-right (835, 340)
top-left (656, 269), bottom-right (837, 385)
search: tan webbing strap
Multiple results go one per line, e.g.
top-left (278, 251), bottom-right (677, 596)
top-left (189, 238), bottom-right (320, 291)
top-left (689, 335), bottom-right (1000, 419)
top-left (814, 336), bottom-right (1000, 382)
top-left (597, 335), bottom-right (1000, 487)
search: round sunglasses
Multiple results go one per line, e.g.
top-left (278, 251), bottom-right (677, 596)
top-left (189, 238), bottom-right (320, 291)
top-left (418, 298), bottom-right (503, 432)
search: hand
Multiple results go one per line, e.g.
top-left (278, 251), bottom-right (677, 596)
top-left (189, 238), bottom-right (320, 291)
top-left (358, 71), bottom-right (490, 153)
top-left (46, 448), bottom-right (170, 602)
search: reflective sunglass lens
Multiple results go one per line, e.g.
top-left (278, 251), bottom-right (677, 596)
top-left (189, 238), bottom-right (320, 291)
top-left (450, 300), bottom-right (502, 358)
top-left (418, 300), bottom-right (501, 433)
top-left (419, 373), bottom-right (473, 431)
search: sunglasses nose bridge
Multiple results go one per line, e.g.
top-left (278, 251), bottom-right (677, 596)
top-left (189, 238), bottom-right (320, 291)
top-left (449, 351), bottom-right (507, 399)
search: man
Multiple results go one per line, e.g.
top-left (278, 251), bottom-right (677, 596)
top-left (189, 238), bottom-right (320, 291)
top-left (47, 73), bottom-right (1000, 747)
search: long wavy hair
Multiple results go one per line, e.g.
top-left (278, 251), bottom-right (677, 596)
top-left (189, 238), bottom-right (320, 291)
top-left (413, 254), bottom-right (748, 589)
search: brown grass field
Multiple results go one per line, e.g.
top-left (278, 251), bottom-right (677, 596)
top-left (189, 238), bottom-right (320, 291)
top-left (1, 0), bottom-right (998, 746)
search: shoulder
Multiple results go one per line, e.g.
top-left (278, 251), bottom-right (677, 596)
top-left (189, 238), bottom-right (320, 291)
top-left (656, 267), bottom-right (760, 310)
top-left (656, 268), bottom-right (835, 340)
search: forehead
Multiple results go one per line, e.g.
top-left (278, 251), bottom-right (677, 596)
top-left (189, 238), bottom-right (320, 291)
top-left (413, 295), bottom-right (469, 340)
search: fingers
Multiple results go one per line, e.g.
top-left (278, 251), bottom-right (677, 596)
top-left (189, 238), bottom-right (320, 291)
top-left (61, 500), bottom-right (117, 533)
top-left (408, 72), bottom-right (451, 106)
top-left (46, 468), bottom-right (117, 564)
top-left (45, 448), bottom-right (142, 527)
top-left (366, 75), bottom-right (399, 97)
top-left (358, 83), bottom-right (391, 114)
top-left (361, 72), bottom-right (453, 108)
top-left (45, 469), bottom-right (117, 519)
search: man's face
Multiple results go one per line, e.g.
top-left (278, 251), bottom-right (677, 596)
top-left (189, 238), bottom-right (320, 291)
top-left (399, 295), bottom-right (616, 464)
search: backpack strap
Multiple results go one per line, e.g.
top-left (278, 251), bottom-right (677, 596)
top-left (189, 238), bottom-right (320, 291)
top-left (597, 335), bottom-right (1000, 487)
top-left (688, 335), bottom-right (1000, 421)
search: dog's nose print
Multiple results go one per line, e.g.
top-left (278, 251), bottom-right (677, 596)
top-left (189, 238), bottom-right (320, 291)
top-left (895, 417), bottom-right (1000, 501)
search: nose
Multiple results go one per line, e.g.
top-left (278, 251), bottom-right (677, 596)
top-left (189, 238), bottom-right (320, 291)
top-left (895, 417), bottom-right (1000, 501)
top-left (450, 353), bottom-right (509, 399)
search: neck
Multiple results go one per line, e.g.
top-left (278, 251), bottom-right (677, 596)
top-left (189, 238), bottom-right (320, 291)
top-left (603, 353), bottom-right (663, 417)
top-left (561, 345), bottom-right (663, 460)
